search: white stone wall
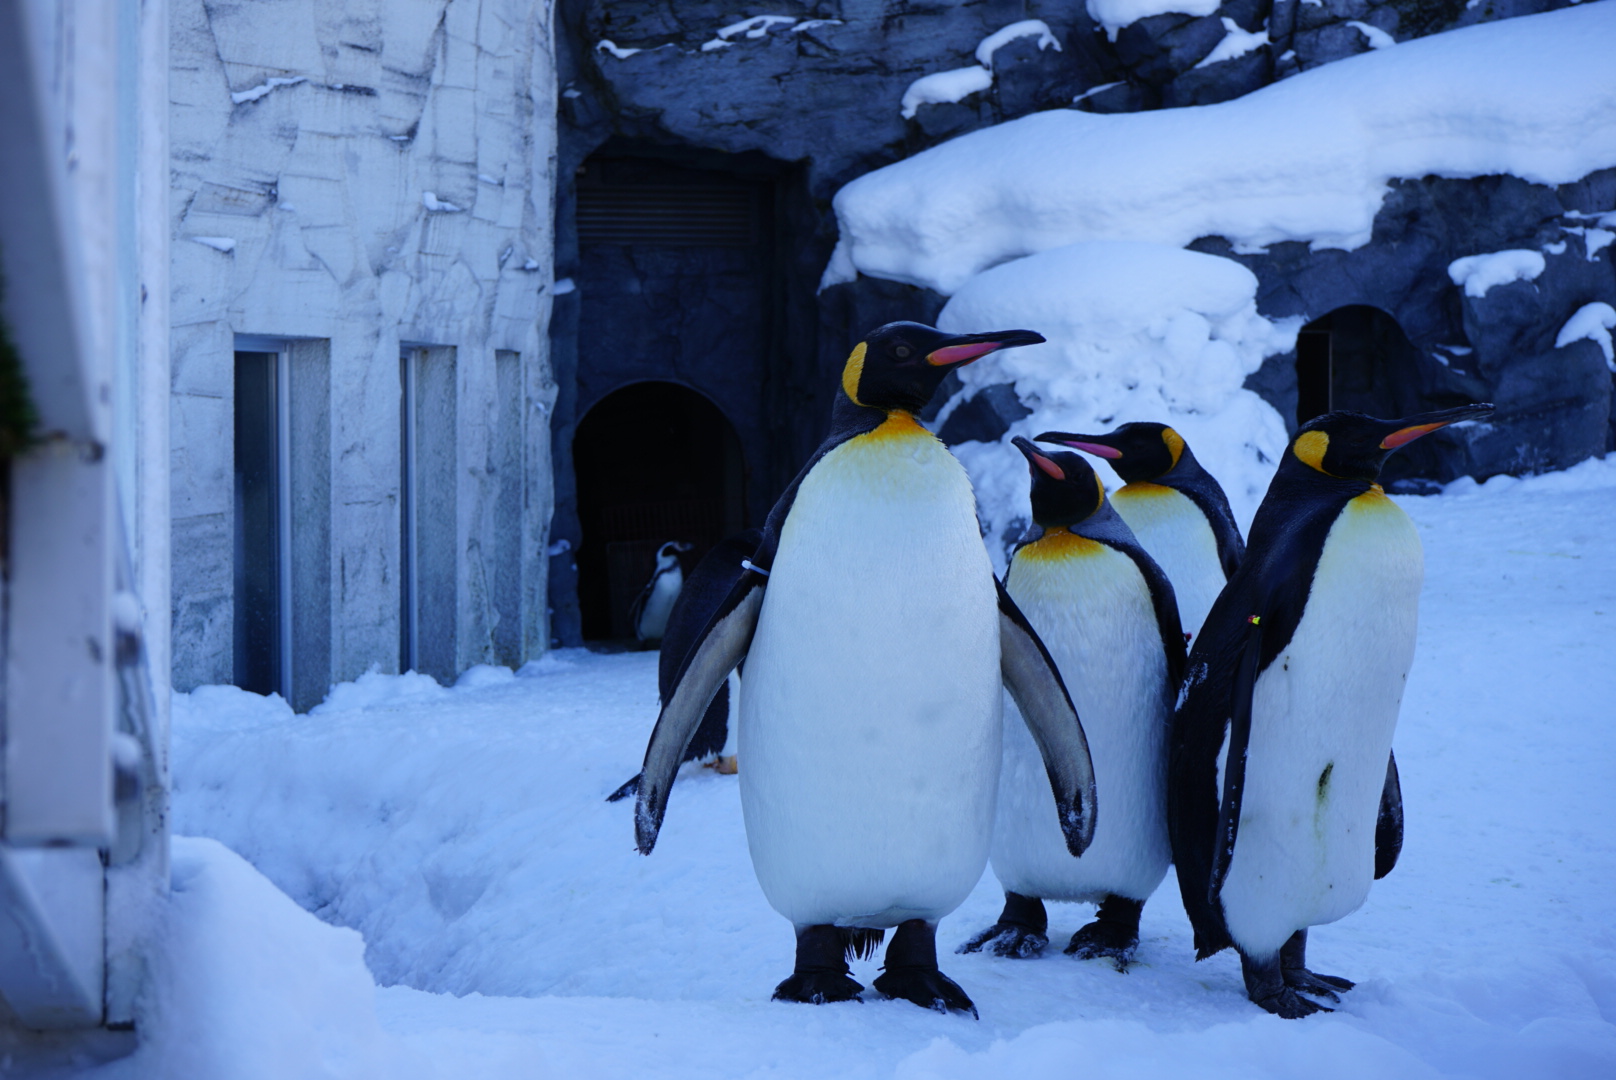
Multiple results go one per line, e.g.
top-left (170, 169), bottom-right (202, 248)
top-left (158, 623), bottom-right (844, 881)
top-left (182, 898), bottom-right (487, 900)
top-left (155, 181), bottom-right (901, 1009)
top-left (169, 0), bottom-right (559, 693)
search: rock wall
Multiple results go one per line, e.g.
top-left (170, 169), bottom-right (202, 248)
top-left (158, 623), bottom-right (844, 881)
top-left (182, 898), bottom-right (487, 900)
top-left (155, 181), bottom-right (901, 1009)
top-left (169, 0), bottom-right (559, 701)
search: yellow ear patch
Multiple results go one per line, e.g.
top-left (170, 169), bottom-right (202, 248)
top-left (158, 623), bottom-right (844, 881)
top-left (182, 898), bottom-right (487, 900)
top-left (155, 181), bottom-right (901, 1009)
top-left (1162, 427), bottom-right (1185, 469)
top-left (842, 342), bottom-right (867, 406)
top-left (1294, 430), bottom-right (1331, 473)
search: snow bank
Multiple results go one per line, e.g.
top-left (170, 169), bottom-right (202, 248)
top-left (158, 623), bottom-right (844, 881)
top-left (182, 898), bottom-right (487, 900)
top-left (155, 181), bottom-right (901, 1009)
top-left (1555, 301), bottom-right (1616, 369)
top-left (90, 837), bottom-right (420, 1080)
top-left (933, 241), bottom-right (1293, 565)
top-left (1447, 249), bottom-right (1545, 298)
top-left (835, 3), bottom-right (1616, 294)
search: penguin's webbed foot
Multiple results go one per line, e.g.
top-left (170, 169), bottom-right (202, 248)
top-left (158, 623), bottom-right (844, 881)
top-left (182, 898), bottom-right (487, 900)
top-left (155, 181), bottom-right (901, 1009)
top-left (958, 922), bottom-right (1048, 959)
top-left (1252, 985), bottom-right (1333, 1019)
top-left (1063, 895), bottom-right (1143, 972)
top-left (878, 919), bottom-right (977, 1018)
top-left (1283, 966), bottom-right (1354, 1002)
top-left (1278, 928), bottom-right (1354, 1002)
top-left (771, 970), bottom-right (865, 1005)
top-left (872, 967), bottom-right (977, 1018)
top-left (1064, 921), bottom-right (1138, 971)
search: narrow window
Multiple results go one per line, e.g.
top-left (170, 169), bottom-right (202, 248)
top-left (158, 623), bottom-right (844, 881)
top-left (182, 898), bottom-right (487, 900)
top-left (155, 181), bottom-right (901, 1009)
top-left (399, 345), bottom-right (458, 680)
top-left (492, 350), bottom-right (523, 667)
top-left (233, 349), bottom-right (290, 698)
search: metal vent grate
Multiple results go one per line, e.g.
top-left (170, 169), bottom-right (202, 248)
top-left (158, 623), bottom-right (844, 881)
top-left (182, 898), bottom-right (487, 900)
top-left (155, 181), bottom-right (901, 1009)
top-left (577, 184), bottom-right (758, 247)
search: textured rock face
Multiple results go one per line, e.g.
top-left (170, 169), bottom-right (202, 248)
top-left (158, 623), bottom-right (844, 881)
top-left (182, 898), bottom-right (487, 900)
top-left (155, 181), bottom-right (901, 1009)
top-left (1217, 167), bottom-right (1616, 485)
top-left (169, 0), bottom-right (558, 700)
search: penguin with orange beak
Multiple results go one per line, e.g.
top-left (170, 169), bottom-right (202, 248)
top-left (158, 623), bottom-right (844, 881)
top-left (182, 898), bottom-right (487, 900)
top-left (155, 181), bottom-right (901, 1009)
top-left (628, 323), bottom-right (1098, 1018)
top-left (1169, 405), bottom-right (1492, 1018)
top-left (961, 438), bottom-right (1185, 970)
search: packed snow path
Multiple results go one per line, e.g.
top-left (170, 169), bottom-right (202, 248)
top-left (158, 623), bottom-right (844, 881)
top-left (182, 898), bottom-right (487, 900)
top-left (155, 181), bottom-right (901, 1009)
top-left (99, 461), bottom-right (1616, 1078)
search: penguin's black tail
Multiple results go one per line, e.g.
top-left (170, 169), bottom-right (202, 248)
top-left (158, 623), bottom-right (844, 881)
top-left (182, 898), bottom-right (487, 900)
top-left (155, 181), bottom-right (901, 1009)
top-left (844, 928), bottom-right (886, 961)
top-left (605, 773), bottom-right (641, 802)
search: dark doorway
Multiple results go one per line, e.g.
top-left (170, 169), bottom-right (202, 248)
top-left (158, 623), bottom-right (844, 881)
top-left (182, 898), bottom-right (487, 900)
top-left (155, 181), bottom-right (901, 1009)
top-left (1295, 305), bottom-right (1456, 485)
top-left (573, 382), bottom-right (746, 641)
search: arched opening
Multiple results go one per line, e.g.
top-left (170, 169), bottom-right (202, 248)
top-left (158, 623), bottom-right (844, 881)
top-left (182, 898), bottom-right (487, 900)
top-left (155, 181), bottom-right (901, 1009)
top-left (1295, 305), bottom-right (1455, 486)
top-left (573, 382), bottom-right (746, 641)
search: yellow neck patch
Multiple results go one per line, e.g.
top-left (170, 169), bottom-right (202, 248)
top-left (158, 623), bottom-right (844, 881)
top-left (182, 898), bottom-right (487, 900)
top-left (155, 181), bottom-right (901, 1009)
top-left (858, 409), bottom-right (929, 444)
top-left (842, 342), bottom-right (867, 406)
top-left (1017, 526), bottom-right (1102, 563)
top-left (1294, 430), bottom-right (1332, 474)
top-left (1162, 427), bottom-right (1185, 470)
top-left (1114, 481), bottom-right (1175, 501)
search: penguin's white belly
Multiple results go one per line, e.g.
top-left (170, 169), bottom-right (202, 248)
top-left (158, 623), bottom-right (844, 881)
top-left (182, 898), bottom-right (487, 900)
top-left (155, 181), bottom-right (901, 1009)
top-left (740, 423), bottom-right (1000, 929)
top-left (1112, 485), bottom-right (1224, 639)
top-left (636, 570), bottom-right (683, 640)
top-left (993, 538), bottom-right (1170, 903)
top-left (1219, 492), bottom-right (1422, 955)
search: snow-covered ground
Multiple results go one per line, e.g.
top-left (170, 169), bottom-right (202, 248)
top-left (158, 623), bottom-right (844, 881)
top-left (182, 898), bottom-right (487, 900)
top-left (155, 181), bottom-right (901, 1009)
top-left (64, 456), bottom-right (1616, 1079)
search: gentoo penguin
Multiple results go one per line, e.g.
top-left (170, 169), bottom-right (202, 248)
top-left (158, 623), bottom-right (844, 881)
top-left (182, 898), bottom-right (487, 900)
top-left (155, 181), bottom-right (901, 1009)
top-left (607, 530), bottom-right (761, 803)
top-left (630, 540), bottom-right (694, 644)
top-left (630, 322), bottom-right (1098, 1017)
top-left (1040, 423), bottom-right (1242, 639)
top-left (1169, 404), bottom-right (1491, 1018)
top-left (962, 439), bottom-right (1185, 969)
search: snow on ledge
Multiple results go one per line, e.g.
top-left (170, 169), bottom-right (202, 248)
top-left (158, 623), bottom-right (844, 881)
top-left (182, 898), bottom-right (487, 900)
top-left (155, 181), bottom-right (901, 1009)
top-left (1447, 249), bottom-right (1545, 298)
top-left (422, 192), bottom-right (464, 213)
top-left (1195, 18), bottom-right (1270, 69)
top-left (901, 66), bottom-right (994, 119)
top-left (1086, 0), bottom-right (1220, 40)
top-left (1555, 301), bottom-right (1616, 369)
top-left (596, 39), bottom-right (642, 59)
top-left (1347, 21), bottom-right (1397, 49)
top-left (975, 20), bottom-right (1061, 70)
top-left (190, 236), bottom-right (236, 253)
top-left (836, 4), bottom-right (1616, 295)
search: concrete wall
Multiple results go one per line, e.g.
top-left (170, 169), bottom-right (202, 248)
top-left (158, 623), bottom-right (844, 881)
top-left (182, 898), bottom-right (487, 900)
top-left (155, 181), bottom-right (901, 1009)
top-left (170, 0), bottom-right (560, 700)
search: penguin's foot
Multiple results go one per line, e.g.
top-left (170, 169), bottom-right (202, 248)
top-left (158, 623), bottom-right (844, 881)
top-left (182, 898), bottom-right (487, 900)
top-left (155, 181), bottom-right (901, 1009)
top-left (1241, 941), bottom-right (1333, 1019)
top-left (1279, 929), bottom-right (1353, 1001)
top-left (771, 969), bottom-right (864, 1005)
top-left (958, 892), bottom-right (1049, 958)
top-left (1063, 895), bottom-right (1143, 972)
top-left (772, 925), bottom-right (870, 1005)
top-left (959, 923), bottom-right (1048, 958)
top-left (873, 966), bottom-right (977, 1018)
top-left (877, 919), bottom-right (978, 1018)
top-left (712, 755), bottom-right (738, 775)
top-left (604, 773), bottom-right (640, 803)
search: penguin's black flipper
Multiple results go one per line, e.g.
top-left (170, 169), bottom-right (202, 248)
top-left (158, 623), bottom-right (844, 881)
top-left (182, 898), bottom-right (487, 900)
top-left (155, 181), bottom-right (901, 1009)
top-left (1374, 751), bottom-right (1404, 879)
top-left (634, 574), bottom-right (765, 854)
top-left (996, 579), bottom-right (1098, 858)
top-left (1208, 615), bottom-right (1265, 902)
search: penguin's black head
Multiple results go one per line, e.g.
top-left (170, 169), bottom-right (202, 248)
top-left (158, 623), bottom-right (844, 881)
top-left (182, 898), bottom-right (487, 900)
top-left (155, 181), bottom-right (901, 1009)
top-left (1290, 404), bottom-right (1495, 482)
top-left (1013, 437), bottom-right (1104, 527)
top-left (1036, 421), bottom-right (1187, 484)
top-left (842, 322), bottom-right (1045, 414)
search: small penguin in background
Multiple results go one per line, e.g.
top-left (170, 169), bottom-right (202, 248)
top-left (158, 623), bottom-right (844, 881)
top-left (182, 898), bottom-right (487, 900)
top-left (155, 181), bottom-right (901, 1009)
top-left (629, 322), bottom-right (1099, 1018)
top-left (630, 540), bottom-right (693, 644)
top-left (1040, 423), bottom-right (1243, 639)
top-left (1170, 404), bottom-right (1491, 1018)
top-left (962, 438), bottom-right (1185, 969)
top-left (608, 530), bottom-right (760, 803)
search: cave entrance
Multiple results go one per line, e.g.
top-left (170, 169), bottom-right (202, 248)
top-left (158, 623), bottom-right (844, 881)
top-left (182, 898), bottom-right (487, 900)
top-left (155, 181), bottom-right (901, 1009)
top-left (1295, 305), bottom-right (1452, 485)
top-left (573, 382), bottom-right (746, 642)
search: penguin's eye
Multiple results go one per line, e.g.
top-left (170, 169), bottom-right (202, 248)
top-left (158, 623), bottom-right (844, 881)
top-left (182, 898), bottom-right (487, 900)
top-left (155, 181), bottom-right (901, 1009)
top-left (894, 345), bottom-right (912, 359)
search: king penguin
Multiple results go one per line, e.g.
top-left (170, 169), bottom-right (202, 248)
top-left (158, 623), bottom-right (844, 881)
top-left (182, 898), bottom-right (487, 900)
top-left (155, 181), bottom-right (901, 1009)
top-left (629, 322), bottom-right (1099, 1017)
top-left (1040, 423), bottom-right (1243, 640)
top-left (630, 540), bottom-right (693, 644)
top-left (607, 530), bottom-right (761, 803)
top-left (1169, 404), bottom-right (1491, 1018)
top-left (962, 438), bottom-right (1185, 969)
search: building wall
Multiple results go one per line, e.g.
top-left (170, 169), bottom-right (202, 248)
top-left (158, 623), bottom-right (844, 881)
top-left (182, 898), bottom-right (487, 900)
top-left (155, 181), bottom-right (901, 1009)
top-left (169, 0), bottom-right (559, 699)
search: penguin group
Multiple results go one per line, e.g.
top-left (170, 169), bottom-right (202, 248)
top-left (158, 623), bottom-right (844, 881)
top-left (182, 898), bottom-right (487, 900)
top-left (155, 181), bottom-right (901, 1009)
top-left (617, 319), bottom-right (1490, 1021)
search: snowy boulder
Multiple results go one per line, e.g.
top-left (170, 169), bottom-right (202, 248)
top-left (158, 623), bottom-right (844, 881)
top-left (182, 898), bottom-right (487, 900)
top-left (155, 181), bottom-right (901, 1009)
top-left (928, 241), bottom-right (1293, 567)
